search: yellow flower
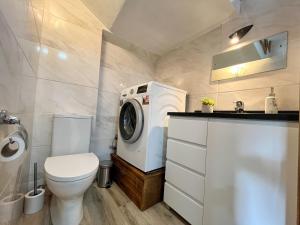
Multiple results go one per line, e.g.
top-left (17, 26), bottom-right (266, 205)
top-left (201, 97), bottom-right (215, 106)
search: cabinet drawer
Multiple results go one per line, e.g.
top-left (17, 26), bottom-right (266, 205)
top-left (167, 139), bottom-right (206, 174)
top-left (165, 161), bottom-right (205, 203)
top-left (164, 182), bottom-right (203, 225)
top-left (168, 117), bottom-right (207, 145)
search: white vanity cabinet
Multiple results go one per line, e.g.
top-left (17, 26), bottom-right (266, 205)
top-left (164, 116), bottom-right (298, 225)
top-left (164, 117), bottom-right (208, 225)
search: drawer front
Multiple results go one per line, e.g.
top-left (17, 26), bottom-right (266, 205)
top-left (165, 161), bottom-right (205, 203)
top-left (164, 182), bottom-right (203, 225)
top-left (168, 117), bottom-right (208, 145)
top-left (167, 139), bottom-right (206, 174)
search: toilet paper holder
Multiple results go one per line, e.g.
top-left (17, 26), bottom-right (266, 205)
top-left (0, 110), bottom-right (28, 162)
top-left (0, 110), bottom-right (20, 125)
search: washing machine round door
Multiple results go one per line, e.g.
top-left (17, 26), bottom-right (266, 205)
top-left (119, 99), bottom-right (144, 143)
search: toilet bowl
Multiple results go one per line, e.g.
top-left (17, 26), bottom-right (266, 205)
top-left (45, 153), bottom-right (99, 225)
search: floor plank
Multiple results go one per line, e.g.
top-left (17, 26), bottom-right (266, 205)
top-left (18, 183), bottom-right (187, 225)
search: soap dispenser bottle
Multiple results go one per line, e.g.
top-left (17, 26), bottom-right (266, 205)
top-left (265, 87), bottom-right (278, 114)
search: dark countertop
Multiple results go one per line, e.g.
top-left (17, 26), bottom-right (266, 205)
top-left (167, 111), bottom-right (299, 122)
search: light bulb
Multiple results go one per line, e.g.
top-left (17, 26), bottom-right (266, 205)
top-left (230, 34), bottom-right (240, 44)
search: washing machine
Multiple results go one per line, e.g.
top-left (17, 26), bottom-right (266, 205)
top-left (117, 81), bottom-right (186, 172)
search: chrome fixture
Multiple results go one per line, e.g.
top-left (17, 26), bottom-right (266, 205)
top-left (234, 101), bottom-right (244, 113)
top-left (229, 24), bottom-right (253, 44)
top-left (0, 110), bottom-right (20, 124)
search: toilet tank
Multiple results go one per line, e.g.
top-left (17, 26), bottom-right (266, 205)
top-left (51, 114), bottom-right (92, 156)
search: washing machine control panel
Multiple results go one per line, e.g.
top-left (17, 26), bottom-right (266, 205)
top-left (137, 84), bottom-right (148, 94)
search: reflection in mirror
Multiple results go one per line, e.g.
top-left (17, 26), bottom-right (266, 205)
top-left (211, 32), bottom-right (287, 81)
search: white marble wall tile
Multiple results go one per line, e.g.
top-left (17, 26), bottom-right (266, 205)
top-left (41, 12), bottom-right (101, 61)
top-left (15, 113), bottom-right (35, 141)
top-left (98, 67), bottom-right (128, 93)
top-left (90, 137), bottom-right (114, 160)
top-left (101, 41), bottom-right (156, 78)
top-left (38, 44), bottom-right (100, 88)
top-left (32, 114), bottom-right (53, 147)
top-left (217, 84), bottom-right (299, 111)
top-left (17, 76), bottom-right (37, 114)
top-left (0, 0), bottom-right (38, 206)
top-left (35, 79), bottom-right (98, 115)
top-left (96, 91), bottom-right (120, 117)
top-left (218, 69), bottom-right (300, 93)
top-left (93, 117), bottom-right (117, 141)
top-left (0, 71), bottom-right (36, 114)
top-left (18, 38), bottom-right (40, 76)
top-left (32, 0), bottom-right (104, 32)
top-left (28, 145), bottom-right (51, 181)
top-left (187, 93), bottom-right (218, 112)
top-left (0, 0), bottom-right (39, 42)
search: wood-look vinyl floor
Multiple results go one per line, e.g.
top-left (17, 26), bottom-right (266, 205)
top-left (19, 183), bottom-right (187, 225)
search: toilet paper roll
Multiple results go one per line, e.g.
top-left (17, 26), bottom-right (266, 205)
top-left (0, 133), bottom-right (25, 162)
top-left (24, 188), bottom-right (45, 214)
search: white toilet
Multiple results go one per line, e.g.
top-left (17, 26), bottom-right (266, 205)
top-left (44, 115), bottom-right (99, 225)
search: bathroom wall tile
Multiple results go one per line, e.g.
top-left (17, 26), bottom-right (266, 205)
top-left (17, 38), bottom-right (41, 76)
top-left (217, 88), bottom-right (269, 111)
top-left (218, 69), bottom-right (299, 93)
top-left (0, 0), bottom-right (40, 42)
top-left (93, 116), bottom-right (117, 142)
top-left (35, 79), bottom-right (98, 115)
top-left (98, 67), bottom-right (127, 93)
top-left (34, 0), bottom-right (104, 32)
top-left (101, 41), bottom-right (156, 78)
top-left (96, 91), bottom-right (120, 117)
top-left (17, 76), bottom-right (37, 114)
top-left (275, 84), bottom-right (299, 110)
top-left (187, 93), bottom-right (218, 112)
top-left (38, 44), bottom-right (100, 88)
top-left (0, 0), bottom-right (38, 202)
top-left (32, 114), bottom-right (53, 147)
top-left (27, 179), bottom-right (44, 191)
top-left (217, 84), bottom-right (299, 111)
top-left (28, 145), bottom-right (51, 182)
top-left (90, 137), bottom-right (114, 160)
top-left (0, 72), bottom-right (37, 114)
top-left (41, 12), bottom-right (102, 61)
top-left (0, 13), bottom-right (25, 78)
top-left (98, 66), bottom-right (153, 93)
top-left (15, 113), bottom-right (35, 143)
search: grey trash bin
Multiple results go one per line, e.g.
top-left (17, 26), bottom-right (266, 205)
top-left (97, 160), bottom-right (113, 188)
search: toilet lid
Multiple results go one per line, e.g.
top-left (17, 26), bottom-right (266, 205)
top-left (44, 153), bottom-right (99, 182)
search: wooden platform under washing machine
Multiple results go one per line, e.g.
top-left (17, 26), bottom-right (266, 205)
top-left (111, 153), bottom-right (165, 211)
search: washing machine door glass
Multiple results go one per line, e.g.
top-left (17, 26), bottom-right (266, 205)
top-left (119, 99), bottom-right (144, 143)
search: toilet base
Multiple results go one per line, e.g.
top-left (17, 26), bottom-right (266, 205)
top-left (50, 195), bottom-right (83, 225)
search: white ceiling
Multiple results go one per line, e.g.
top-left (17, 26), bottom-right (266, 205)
top-left (82, 0), bottom-right (235, 55)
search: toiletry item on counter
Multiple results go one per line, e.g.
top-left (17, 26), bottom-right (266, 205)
top-left (265, 87), bottom-right (278, 114)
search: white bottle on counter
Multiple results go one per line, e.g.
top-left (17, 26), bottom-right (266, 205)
top-left (265, 87), bottom-right (278, 114)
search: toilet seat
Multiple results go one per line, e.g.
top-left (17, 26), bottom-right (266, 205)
top-left (44, 153), bottom-right (99, 182)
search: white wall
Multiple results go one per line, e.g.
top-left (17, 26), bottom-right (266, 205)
top-left (154, 0), bottom-right (300, 112)
top-left (0, 0), bottom-right (39, 215)
top-left (29, 0), bottom-right (105, 189)
top-left (90, 35), bottom-right (157, 160)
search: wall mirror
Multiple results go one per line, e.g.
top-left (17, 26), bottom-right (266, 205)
top-left (211, 31), bottom-right (288, 81)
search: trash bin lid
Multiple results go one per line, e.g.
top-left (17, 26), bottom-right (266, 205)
top-left (100, 160), bottom-right (113, 168)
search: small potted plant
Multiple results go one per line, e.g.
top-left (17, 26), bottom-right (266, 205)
top-left (201, 97), bottom-right (215, 113)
